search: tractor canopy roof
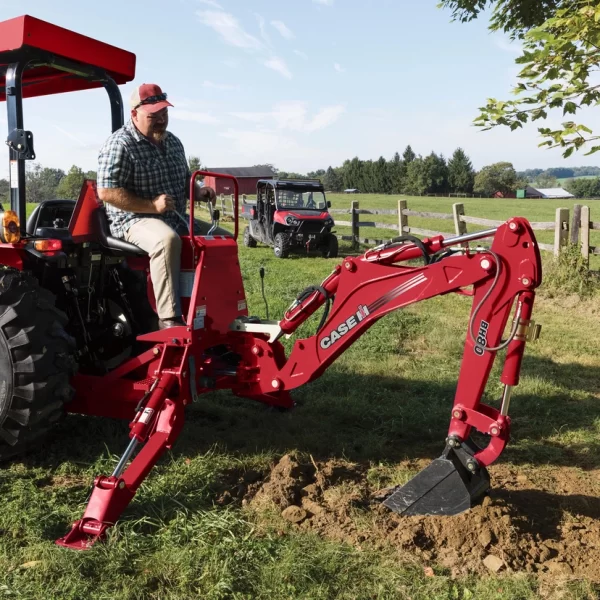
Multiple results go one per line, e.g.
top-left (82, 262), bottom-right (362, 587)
top-left (0, 15), bottom-right (136, 102)
top-left (257, 178), bottom-right (324, 192)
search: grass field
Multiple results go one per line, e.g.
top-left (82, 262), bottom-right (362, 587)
top-left (1, 199), bottom-right (599, 598)
top-left (557, 176), bottom-right (599, 185)
top-left (322, 194), bottom-right (600, 271)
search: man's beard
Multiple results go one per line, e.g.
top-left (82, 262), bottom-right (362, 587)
top-left (151, 128), bottom-right (167, 142)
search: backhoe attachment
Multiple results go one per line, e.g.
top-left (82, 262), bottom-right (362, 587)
top-left (249, 217), bottom-right (542, 517)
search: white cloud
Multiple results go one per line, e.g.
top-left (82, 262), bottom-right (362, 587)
top-left (255, 13), bottom-right (272, 47)
top-left (229, 111), bottom-right (268, 123)
top-left (271, 20), bottom-right (294, 40)
top-left (196, 0), bottom-right (222, 7)
top-left (313, 0), bottom-right (334, 5)
top-left (51, 125), bottom-right (98, 149)
top-left (196, 10), bottom-right (263, 51)
top-left (220, 129), bottom-right (299, 157)
top-left (294, 49), bottom-right (308, 60)
top-left (304, 105), bottom-right (346, 132)
top-left (230, 101), bottom-right (345, 132)
top-left (203, 80), bottom-right (239, 90)
top-left (264, 56), bottom-right (292, 79)
top-left (215, 127), bottom-right (341, 172)
top-left (171, 110), bottom-right (220, 125)
top-left (334, 62), bottom-right (346, 73)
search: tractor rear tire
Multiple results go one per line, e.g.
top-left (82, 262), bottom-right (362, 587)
top-left (274, 232), bottom-right (291, 258)
top-left (322, 234), bottom-right (339, 259)
top-left (243, 226), bottom-right (257, 248)
top-left (0, 269), bottom-right (77, 461)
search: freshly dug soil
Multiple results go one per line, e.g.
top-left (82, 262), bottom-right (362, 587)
top-left (221, 454), bottom-right (600, 583)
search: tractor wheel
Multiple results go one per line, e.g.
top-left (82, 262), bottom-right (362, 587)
top-left (0, 269), bottom-right (77, 461)
top-left (243, 226), bottom-right (257, 248)
top-left (273, 232), bottom-right (291, 258)
top-left (321, 234), bottom-right (339, 259)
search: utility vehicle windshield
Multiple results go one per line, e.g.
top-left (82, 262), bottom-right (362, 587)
top-left (275, 189), bottom-right (326, 210)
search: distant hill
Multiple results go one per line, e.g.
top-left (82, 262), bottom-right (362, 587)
top-left (517, 166), bottom-right (600, 180)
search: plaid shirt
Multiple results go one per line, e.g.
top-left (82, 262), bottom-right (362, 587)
top-left (97, 119), bottom-right (191, 238)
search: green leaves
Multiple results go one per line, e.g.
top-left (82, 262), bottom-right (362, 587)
top-left (443, 0), bottom-right (600, 157)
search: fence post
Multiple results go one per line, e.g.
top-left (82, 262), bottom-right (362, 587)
top-left (230, 194), bottom-right (235, 216)
top-left (398, 199), bottom-right (407, 234)
top-left (351, 200), bottom-right (359, 250)
top-left (554, 207), bottom-right (569, 257)
top-left (452, 203), bottom-right (467, 236)
top-left (570, 204), bottom-right (582, 245)
top-left (580, 205), bottom-right (590, 266)
top-left (220, 194), bottom-right (225, 214)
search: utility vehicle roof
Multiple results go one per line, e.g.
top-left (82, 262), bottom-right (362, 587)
top-left (258, 179), bottom-right (324, 190)
top-left (0, 15), bottom-right (136, 101)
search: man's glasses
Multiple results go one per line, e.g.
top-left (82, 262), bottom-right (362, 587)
top-left (134, 93), bottom-right (168, 109)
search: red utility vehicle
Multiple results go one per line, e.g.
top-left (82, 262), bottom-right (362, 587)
top-left (0, 15), bottom-right (542, 550)
top-left (241, 178), bottom-right (338, 258)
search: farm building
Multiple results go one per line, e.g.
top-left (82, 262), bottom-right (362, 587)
top-left (203, 166), bottom-right (276, 195)
top-left (493, 190), bottom-right (517, 198)
top-left (517, 186), bottom-right (575, 199)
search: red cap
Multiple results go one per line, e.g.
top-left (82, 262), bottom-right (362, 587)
top-left (130, 83), bottom-right (173, 113)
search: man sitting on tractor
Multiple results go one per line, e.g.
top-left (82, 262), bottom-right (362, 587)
top-left (96, 83), bottom-right (215, 330)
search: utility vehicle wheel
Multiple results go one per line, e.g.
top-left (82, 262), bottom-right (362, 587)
top-left (243, 226), bottom-right (257, 248)
top-left (273, 232), bottom-right (291, 259)
top-left (0, 269), bottom-right (77, 461)
top-left (321, 234), bottom-right (339, 259)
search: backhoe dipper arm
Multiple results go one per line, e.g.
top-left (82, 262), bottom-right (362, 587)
top-left (252, 218), bottom-right (541, 475)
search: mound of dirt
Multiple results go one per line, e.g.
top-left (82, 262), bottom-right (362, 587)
top-left (232, 454), bottom-right (600, 582)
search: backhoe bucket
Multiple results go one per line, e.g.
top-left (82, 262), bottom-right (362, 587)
top-left (382, 446), bottom-right (490, 516)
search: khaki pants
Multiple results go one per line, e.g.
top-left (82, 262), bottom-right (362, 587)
top-left (125, 218), bottom-right (182, 320)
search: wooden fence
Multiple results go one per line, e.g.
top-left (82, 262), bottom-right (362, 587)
top-left (330, 200), bottom-right (599, 264)
top-left (203, 194), bottom-right (597, 265)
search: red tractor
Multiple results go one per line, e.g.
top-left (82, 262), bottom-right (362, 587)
top-left (0, 15), bottom-right (542, 550)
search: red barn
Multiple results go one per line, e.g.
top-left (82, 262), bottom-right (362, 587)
top-left (204, 166), bottom-right (276, 195)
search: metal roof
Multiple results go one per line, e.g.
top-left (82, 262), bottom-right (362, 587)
top-left (206, 166), bottom-right (276, 178)
top-left (527, 186), bottom-right (574, 198)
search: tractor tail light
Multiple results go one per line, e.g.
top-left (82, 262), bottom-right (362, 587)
top-left (34, 239), bottom-right (62, 252)
top-left (1, 210), bottom-right (21, 244)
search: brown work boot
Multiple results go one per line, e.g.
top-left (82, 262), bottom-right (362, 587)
top-left (158, 317), bottom-right (185, 330)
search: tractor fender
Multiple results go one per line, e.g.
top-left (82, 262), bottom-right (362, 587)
top-left (0, 244), bottom-right (27, 270)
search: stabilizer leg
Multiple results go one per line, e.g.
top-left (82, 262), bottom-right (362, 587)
top-left (56, 374), bottom-right (183, 550)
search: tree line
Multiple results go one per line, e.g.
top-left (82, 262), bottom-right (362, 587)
top-left (0, 156), bottom-right (204, 206)
top-left (276, 146), bottom-right (529, 197)
top-left (2, 152), bottom-right (598, 204)
top-left (517, 166), bottom-right (600, 181)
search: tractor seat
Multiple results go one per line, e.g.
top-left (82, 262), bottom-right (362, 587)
top-left (95, 207), bottom-right (148, 257)
top-left (26, 199), bottom-right (76, 237)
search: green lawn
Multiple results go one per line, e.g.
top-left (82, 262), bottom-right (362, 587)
top-left (557, 176), bottom-right (599, 185)
top-left (1, 199), bottom-right (598, 598)
top-left (324, 194), bottom-right (600, 270)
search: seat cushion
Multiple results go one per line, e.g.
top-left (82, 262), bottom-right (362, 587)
top-left (104, 235), bottom-right (148, 256)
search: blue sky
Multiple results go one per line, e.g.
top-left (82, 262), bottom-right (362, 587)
top-left (1, 0), bottom-right (599, 179)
